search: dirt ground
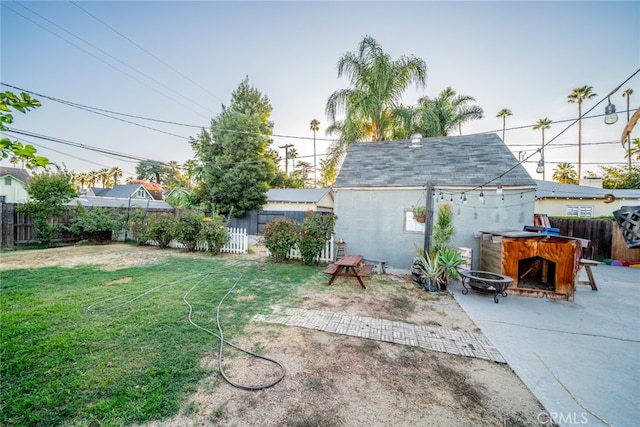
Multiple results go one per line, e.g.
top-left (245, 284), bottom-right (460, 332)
top-left (1, 243), bottom-right (548, 426)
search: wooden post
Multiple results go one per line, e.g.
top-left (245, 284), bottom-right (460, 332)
top-left (423, 182), bottom-right (433, 255)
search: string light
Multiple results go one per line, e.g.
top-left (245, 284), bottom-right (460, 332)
top-left (496, 182), bottom-right (503, 195)
top-left (462, 192), bottom-right (467, 204)
top-left (479, 187), bottom-right (485, 204)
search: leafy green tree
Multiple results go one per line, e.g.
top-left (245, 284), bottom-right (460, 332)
top-left (136, 160), bottom-right (169, 184)
top-left (552, 162), bottom-right (578, 184)
top-left (600, 165), bottom-right (640, 189)
top-left (294, 160), bottom-right (314, 188)
top-left (325, 36), bottom-right (427, 168)
top-left (145, 213), bottom-right (176, 249)
top-left (298, 213), bottom-right (336, 265)
top-left (626, 138), bottom-right (640, 162)
top-left (191, 78), bottom-right (278, 216)
top-left (66, 205), bottom-right (123, 243)
top-left (568, 85), bottom-right (597, 179)
top-left (20, 169), bottom-right (77, 247)
top-left (0, 91), bottom-right (49, 168)
top-left (496, 108), bottom-right (513, 142)
top-left (533, 117), bottom-right (552, 180)
top-left (263, 217), bottom-right (298, 263)
top-left (173, 210), bottom-right (204, 252)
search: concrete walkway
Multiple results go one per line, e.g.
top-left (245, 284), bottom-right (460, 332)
top-left (253, 307), bottom-right (506, 363)
top-left (449, 264), bottom-right (640, 427)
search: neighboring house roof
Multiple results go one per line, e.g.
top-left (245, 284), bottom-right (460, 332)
top-left (334, 134), bottom-right (535, 188)
top-left (535, 180), bottom-right (640, 200)
top-left (68, 196), bottom-right (173, 210)
top-left (267, 188), bottom-right (332, 203)
top-left (0, 166), bottom-right (31, 184)
top-left (89, 184), bottom-right (154, 199)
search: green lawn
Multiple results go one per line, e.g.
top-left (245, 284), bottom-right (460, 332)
top-left (0, 254), bottom-right (319, 426)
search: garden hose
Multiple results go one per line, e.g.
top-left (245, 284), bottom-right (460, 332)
top-left (87, 263), bottom-right (286, 391)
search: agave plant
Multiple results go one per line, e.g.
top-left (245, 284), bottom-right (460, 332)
top-left (413, 252), bottom-right (445, 291)
top-left (436, 248), bottom-right (467, 287)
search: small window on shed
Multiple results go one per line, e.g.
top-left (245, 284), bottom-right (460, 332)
top-left (4, 177), bottom-right (11, 186)
top-left (136, 189), bottom-right (147, 198)
top-left (404, 210), bottom-right (425, 233)
top-left (566, 205), bottom-right (593, 218)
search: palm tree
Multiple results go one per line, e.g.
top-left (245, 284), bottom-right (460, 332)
top-left (288, 148), bottom-right (298, 172)
top-left (496, 108), bottom-right (513, 142)
top-left (9, 156), bottom-right (20, 167)
top-left (98, 168), bottom-right (111, 188)
top-left (325, 35), bottom-right (427, 164)
top-left (568, 85), bottom-right (597, 180)
top-left (110, 166), bottom-right (123, 187)
top-left (310, 119), bottom-right (320, 187)
top-left (552, 162), bottom-right (578, 184)
top-left (88, 170), bottom-right (99, 188)
top-left (411, 87), bottom-right (484, 137)
top-left (533, 118), bottom-right (552, 180)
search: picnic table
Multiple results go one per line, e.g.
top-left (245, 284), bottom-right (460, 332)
top-left (323, 254), bottom-right (373, 289)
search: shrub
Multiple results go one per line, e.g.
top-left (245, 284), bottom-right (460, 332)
top-left (173, 210), bottom-right (204, 252)
top-left (66, 205), bottom-right (123, 243)
top-left (263, 218), bottom-right (298, 263)
top-left (145, 213), bottom-right (176, 249)
top-left (298, 213), bottom-right (336, 265)
top-left (200, 215), bottom-right (229, 254)
top-left (126, 206), bottom-right (148, 243)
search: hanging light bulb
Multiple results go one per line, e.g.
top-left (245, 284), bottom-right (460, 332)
top-left (604, 96), bottom-right (619, 125)
top-left (501, 193), bottom-right (505, 202)
top-left (520, 192), bottom-right (523, 199)
top-left (496, 183), bottom-right (503, 195)
top-left (536, 159), bottom-right (545, 174)
top-left (449, 193), bottom-right (453, 202)
top-left (462, 192), bottom-right (467, 204)
top-left (439, 191), bottom-right (443, 200)
top-left (479, 187), bottom-right (484, 204)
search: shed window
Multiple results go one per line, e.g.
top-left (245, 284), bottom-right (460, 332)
top-left (136, 189), bottom-right (147, 198)
top-left (566, 206), bottom-right (593, 218)
top-left (404, 210), bottom-right (425, 233)
top-left (4, 177), bottom-right (11, 186)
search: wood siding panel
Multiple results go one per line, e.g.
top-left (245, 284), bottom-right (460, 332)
top-left (479, 240), bottom-right (502, 272)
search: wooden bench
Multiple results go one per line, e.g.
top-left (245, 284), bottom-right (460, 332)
top-left (578, 259), bottom-right (598, 291)
top-left (363, 258), bottom-right (386, 274)
top-left (358, 264), bottom-right (374, 277)
top-left (323, 264), bottom-right (339, 275)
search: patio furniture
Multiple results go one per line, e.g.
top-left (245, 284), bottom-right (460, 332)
top-left (460, 270), bottom-right (513, 303)
top-left (323, 254), bottom-right (373, 289)
top-left (578, 259), bottom-right (598, 291)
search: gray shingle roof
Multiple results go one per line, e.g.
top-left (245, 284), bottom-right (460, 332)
top-left (91, 184), bottom-right (151, 199)
top-left (334, 134), bottom-right (535, 188)
top-left (68, 196), bottom-right (173, 210)
top-left (0, 166), bottom-right (31, 184)
top-left (535, 179), bottom-right (640, 199)
top-left (267, 188), bottom-right (331, 203)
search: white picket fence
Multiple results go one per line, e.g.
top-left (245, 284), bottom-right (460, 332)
top-left (267, 235), bottom-right (335, 263)
top-left (136, 227), bottom-right (249, 254)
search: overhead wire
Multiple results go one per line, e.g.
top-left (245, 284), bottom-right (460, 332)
top-left (2, 2), bottom-right (213, 119)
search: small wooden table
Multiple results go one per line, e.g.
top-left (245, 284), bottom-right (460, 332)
top-left (578, 259), bottom-right (598, 291)
top-left (323, 254), bottom-right (373, 289)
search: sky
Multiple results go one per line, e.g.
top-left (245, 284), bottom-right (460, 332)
top-left (1, 0), bottom-right (639, 183)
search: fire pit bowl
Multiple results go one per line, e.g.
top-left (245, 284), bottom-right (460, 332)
top-left (460, 270), bottom-right (513, 303)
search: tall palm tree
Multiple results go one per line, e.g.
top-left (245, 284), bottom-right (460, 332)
top-left (110, 166), bottom-right (123, 187)
top-left (288, 148), bottom-right (298, 172)
top-left (568, 85), bottom-right (597, 180)
top-left (325, 35), bottom-right (427, 162)
top-left (552, 162), bottom-right (578, 184)
top-left (98, 168), bottom-right (111, 188)
top-left (411, 87), bottom-right (484, 137)
top-left (88, 170), bottom-right (99, 188)
top-left (533, 118), bottom-right (552, 180)
top-left (310, 119), bottom-right (320, 187)
top-left (496, 108), bottom-right (513, 142)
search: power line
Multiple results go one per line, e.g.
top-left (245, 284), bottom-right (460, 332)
top-left (69, 0), bottom-right (226, 106)
top-left (2, 2), bottom-right (213, 119)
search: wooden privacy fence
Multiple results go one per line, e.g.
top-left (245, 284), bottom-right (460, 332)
top-left (550, 217), bottom-right (640, 262)
top-left (1, 202), bottom-right (76, 247)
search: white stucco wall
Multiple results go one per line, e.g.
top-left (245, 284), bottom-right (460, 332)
top-left (334, 187), bottom-right (536, 271)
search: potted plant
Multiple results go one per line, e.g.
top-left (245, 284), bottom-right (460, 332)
top-left (436, 248), bottom-right (467, 288)
top-left (412, 205), bottom-right (426, 223)
top-left (413, 251), bottom-right (444, 292)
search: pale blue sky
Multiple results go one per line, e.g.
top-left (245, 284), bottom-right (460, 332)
top-left (1, 1), bottom-right (639, 180)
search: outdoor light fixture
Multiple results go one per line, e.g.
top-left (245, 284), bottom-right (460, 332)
top-left (501, 193), bottom-right (505, 202)
top-left (479, 187), bottom-right (484, 204)
top-left (462, 192), bottom-right (467, 204)
top-left (604, 97), bottom-right (619, 125)
top-left (496, 183), bottom-right (503, 195)
top-left (536, 159), bottom-right (545, 174)
top-left (450, 193), bottom-right (453, 202)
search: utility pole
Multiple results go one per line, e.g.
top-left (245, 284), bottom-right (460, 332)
top-left (423, 182), bottom-right (434, 255)
top-left (279, 144), bottom-right (293, 176)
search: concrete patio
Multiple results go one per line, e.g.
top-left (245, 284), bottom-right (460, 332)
top-left (450, 264), bottom-right (640, 427)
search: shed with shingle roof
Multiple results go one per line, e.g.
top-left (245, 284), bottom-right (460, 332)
top-left (0, 166), bottom-right (31, 203)
top-left (333, 134), bottom-right (536, 271)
